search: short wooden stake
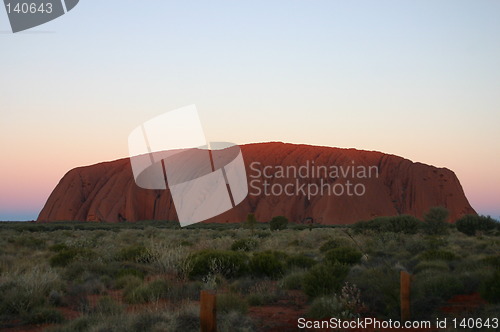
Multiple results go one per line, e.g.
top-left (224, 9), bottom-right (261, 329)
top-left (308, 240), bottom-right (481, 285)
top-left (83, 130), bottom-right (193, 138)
top-left (400, 271), bottom-right (411, 322)
top-left (200, 290), bottom-right (217, 332)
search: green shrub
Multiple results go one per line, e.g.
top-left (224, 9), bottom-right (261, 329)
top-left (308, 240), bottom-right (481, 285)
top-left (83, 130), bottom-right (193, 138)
top-left (229, 278), bottom-right (254, 294)
top-left (249, 251), bottom-right (286, 278)
top-left (424, 206), bottom-right (449, 223)
top-left (405, 238), bottom-right (428, 255)
top-left (79, 277), bottom-right (107, 295)
top-left (167, 281), bottom-right (205, 303)
top-left (324, 247), bottom-right (362, 265)
top-left (123, 282), bottom-right (145, 303)
top-left (413, 271), bottom-right (464, 300)
top-left (115, 275), bottom-right (142, 290)
top-left (394, 215), bottom-right (425, 234)
top-left (423, 207), bottom-right (449, 235)
top-left (419, 249), bottom-right (457, 261)
top-left (166, 282), bottom-right (202, 303)
top-left (0, 283), bottom-right (46, 315)
top-left (231, 238), bottom-right (258, 252)
top-left (188, 250), bottom-right (248, 279)
top-left (123, 279), bottom-right (169, 303)
top-left (0, 268), bottom-right (62, 316)
top-left (92, 296), bottom-right (123, 315)
top-left (246, 294), bottom-right (262, 306)
top-left (280, 271), bottom-right (305, 290)
top-left (347, 266), bottom-right (400, 319)
top-left (286, 254), bottom-right (316, 269)
top-left (48, 290), bottom-right (64, 306)
top-left (480, 270), bottom-right (500, 303)
top-left (217, 310), bottom-right (256, 332)
top-left (425, 236), bottom-right (448, 250)
top-left (115, 267), bottom-right (145, 280)
top-left (14, 235), bottom-right (46, 249)
top-left (50, 248), bottom-right (95, 267)
top-left (246, 281), bottom-right (279, 306)
top-left (353, 215), bottom-right (423, 234)
top-left (319, 238), bottom-right (353, 252)
top-left (255, 231), bottom-right (271, 239)
top-left (458, 269), bottom-right (494, 294)
top-left (247, 293), bottom-right (272, 306)
top-left (62, 260), bottom-right (120, 282)
top-left (413, 260), bottom-right (449, 274)
top-left (25, 306), bottom-right (65, 324)
top-left (270, 216), bottom-right (288, 231)
top-left (50, 243), bottom-right (69, 252)
top-left (51, 315), bottom-right (97, 332)
top-left (307, 295), bottom-right (344, 319)
top-left (456, 215), bottom-right (499, 236)
top-left (217, 293), bottom-right (248, 314)
top-left (302, 263), bottom-right (349, 298)
top-left (116, 245), bottom-right (152, 263)
top-left (482, 255), bottom-right (500, 267)
top-left (170, 305), bottom-right (200, 331)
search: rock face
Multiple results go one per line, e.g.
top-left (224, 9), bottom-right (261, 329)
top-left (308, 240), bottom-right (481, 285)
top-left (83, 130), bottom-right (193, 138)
top-left (37, 142), bottom-right (475, 224)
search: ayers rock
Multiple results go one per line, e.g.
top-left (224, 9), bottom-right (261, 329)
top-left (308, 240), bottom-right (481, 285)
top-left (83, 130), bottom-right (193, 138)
top-left (37, 142), bottom-right (475, 224)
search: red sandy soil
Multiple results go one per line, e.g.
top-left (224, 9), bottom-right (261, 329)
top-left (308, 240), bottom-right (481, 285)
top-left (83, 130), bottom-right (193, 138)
top-left (247, 292), bottom-right (488, 332)
top-left (439, 292), bottom-right (487, 316)
top-left (248, 290), bottom-right (307, 331)
top-left (1, 291), bottom-right (488, 332)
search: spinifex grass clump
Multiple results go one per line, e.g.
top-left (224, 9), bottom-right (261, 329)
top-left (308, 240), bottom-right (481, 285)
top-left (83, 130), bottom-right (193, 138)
top-left (286, 253), bottom-right (316, 269)
top-left (50, 247), bottom-right (96, 267)
top-left (231, 238), bottom-right (258, 252)
top-left (249, 251), bottom-right (287, 278)
top-left (123, 279), bottom-right (169, 304)
top-left (302, 263), bottom-right (350, 298)
top-left (188, 250), bottom-right (248, 279)
top-left (324, 247), bottom-right (362, 265)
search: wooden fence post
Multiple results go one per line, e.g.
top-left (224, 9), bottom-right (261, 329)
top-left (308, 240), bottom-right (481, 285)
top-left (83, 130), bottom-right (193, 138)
top-left (200, 291), bottom-right (217, 332)
top-left (400, 271), bottom-right (411, 322)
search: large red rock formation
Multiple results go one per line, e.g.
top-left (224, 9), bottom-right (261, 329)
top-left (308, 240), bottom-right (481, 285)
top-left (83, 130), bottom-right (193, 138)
top-left (37, 142), bottom-right (475, 224)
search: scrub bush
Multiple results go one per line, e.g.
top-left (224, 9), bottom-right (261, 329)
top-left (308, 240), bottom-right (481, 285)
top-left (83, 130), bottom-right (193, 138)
top-left (302, 263), bottom-right (349, 298)
top-left (188, 250), bottom-right (248, 279)
top-left (249, 251), bottom-right (286, 278)
top-left (324, 247), bottom-right (362, 265)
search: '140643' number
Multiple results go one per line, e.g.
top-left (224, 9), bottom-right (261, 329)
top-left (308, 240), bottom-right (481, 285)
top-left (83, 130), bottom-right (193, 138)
top-left (6, 2), bottom-right (53, 14)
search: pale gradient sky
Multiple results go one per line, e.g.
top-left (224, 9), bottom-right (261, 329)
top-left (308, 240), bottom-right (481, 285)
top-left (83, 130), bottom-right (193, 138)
top-left (1, 0), bottom-right (499, 220)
